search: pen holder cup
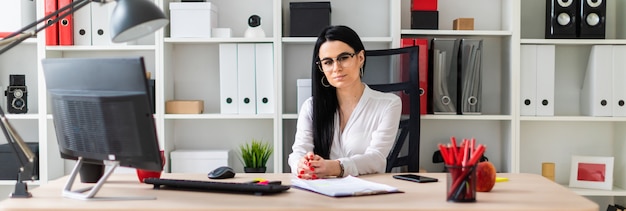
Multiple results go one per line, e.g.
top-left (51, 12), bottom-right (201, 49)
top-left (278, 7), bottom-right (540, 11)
top-left (445, 164), bottom-right (477, 202)
top-left (136, 150), bottom-right (165, 183)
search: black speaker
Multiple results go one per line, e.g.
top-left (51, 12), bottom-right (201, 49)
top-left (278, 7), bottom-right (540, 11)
top-left (578, 0), bottom-right (605, 38)
top-left (545, 0), bottom-right (578, 38)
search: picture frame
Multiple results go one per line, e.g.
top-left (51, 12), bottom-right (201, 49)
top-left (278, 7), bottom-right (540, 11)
top-left (569, 156), bottom-right (614, 190)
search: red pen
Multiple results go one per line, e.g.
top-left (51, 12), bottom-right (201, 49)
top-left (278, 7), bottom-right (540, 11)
top-left (462, 140), bottom-right (469, 166)
top-left (438, 144), bottom-right (451, 165)
top-left (450, 137), bottom-right (459, 165)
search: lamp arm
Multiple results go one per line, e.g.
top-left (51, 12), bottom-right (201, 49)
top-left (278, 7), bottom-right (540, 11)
top-left (0, 104), bottom-right (36, 198)
top-left (5, 0), bottom-right (97, 40)
top-left (0, 116), bottom-right (35, 163)
top-left (0, 0), bottom-right (93, 56)
top-left (0, 0), bottom-right (98, 198)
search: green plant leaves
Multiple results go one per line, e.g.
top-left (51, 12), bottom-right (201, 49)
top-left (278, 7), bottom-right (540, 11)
top-left (239, 139), bottom-right (273, 168)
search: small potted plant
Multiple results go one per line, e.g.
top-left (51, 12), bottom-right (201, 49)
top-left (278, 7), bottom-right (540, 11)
top-left (238, 139), bottom-right (273, 173)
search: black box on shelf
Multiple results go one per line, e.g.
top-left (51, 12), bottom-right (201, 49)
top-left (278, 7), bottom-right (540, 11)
top-left (411, 10), bottom-right (439, 30)
top-left (0, 142), bottom-right (39, 180)
top-left (149, 79), bottom-right (155, 114)
top-left (289, 2), bottom-right (331, 37)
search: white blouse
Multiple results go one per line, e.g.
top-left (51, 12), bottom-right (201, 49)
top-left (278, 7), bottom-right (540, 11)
top-left (288, 84), bottom-right (402, 176)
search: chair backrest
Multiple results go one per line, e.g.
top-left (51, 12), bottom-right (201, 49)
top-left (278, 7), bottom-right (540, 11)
top-left (364, 46), bottom-right (421, 172)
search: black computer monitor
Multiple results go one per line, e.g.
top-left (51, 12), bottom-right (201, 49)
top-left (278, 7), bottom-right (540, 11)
top-left (42, 57), bottom-right (162, 200)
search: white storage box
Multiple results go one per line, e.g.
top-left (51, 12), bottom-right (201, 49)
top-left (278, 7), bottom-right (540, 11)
top-left (297, 79), bottom-right (312, 113)
top-left (212, 28), bottom-right (232, 38)
top-left (170, 150), bottom-right (228, 173)
top-left (169, 2), bottom-right (218, 38)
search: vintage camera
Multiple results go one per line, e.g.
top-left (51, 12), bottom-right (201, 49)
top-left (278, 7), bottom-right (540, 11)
top-left (5, 75), bottom-right (28, 114)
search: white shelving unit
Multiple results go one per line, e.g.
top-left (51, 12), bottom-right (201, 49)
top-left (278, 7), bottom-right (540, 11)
top-left (519, 0), bottom-right (626, 207)
top-left (156, 0), bottom-right (397, 174)
top-left (399, 0), bottom-right (517, 176)
top-left (1, 0), bottom-right (624, 207)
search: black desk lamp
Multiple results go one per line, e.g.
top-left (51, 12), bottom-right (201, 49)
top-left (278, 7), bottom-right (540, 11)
top-left (0, 0), bottom-right (168, 198)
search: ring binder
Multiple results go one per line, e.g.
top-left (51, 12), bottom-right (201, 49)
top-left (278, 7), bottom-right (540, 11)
top-left (430, 38), bottom-right (459, 115)
top-left (459, 39), bottom-right (483, 114)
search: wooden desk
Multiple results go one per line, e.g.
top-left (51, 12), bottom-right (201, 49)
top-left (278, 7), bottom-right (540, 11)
top-left (0, 173), bottom-right (598, 211)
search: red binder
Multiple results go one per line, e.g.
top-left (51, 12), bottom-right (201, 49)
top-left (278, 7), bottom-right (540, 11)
top-left (400, 38), bottom-right (414, 115)
top-left (45, 0), bottom-right (58, 46)
top-left (400, 38), bottom-right (429, 115)
top-left (412, 0), bottom-right (437, 11)
top-left (57, 0), bottom-right (73, 45)
top-left (414, 38), bottom-right (429, 115)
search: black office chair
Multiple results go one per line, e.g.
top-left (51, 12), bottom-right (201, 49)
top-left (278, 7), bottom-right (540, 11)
top-left (364, 46), bottom-right (421, 173)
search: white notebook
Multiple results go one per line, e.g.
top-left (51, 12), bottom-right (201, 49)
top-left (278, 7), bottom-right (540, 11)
top-left (291, 176), bottom-right (401, 197)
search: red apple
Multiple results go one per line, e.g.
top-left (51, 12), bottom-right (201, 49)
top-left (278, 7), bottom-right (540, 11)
top-left (475, 161), bottom-right (496, 192)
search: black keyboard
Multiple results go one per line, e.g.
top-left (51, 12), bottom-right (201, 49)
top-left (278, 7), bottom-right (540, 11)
top-left (144, 178), bottom-right (290, 195)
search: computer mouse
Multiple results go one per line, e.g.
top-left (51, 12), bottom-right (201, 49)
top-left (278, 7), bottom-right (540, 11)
top-left (208, 166), bottom-right (236, 179)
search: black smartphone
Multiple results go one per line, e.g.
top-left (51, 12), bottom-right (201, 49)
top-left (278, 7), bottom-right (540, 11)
top-left (393, 174), bottom-right (438, 183)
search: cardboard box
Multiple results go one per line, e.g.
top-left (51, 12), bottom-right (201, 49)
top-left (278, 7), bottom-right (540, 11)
top-left (290, 2), bottom-right (331, 37)
top-left (170, 150), bottom-right (229, 173)
top-left (165, 100), bottom-right (204, 114)
top-left (297, 79), bottom-right (311, 113)
top-left (453, 18), bottom-right (474, 30)
top-left (169, 2), bottom-right (218, 38)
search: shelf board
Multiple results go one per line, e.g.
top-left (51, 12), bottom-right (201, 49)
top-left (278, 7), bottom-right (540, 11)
top-left (282, 114), bottom-right (512, 121)
top-left (282, 37), bottom-right (393, 43)
top-left (521, 116), bottom-right (626, 122)
top-left (164, 114), bottom-right (274, 120)
top-left (3, 37), bottom-right (38, 44)
top-left (401, 29), bottom-right (513, 36)
top-left (46, 114), bottom-right (158, 120)
top-left (282, 114), bottom-right (298, 120)
top-left (566, 185), bottom-right (626, 196)
top-left (46, 45), bottom-right (156, 51)
top-left (422, 114), bottom-right (512, 121)
top-left (0, 180), bottom-right (40, 186)
top-left (164, 37), bottom-right (274, 43)
top-left (521, 39), bottom-right (626, 45)
top-left (5, 114), bottom-right (38, 120)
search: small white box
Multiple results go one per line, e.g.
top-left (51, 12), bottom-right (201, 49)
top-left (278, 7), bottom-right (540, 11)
top-left (212, 28), bottom-right (232, 38)
top-left (297, 79), bottom-right (312, 113)
top-left (169, 2), bottom-right (218, 38)
top-left (170, 150), bottom-right (229, 173)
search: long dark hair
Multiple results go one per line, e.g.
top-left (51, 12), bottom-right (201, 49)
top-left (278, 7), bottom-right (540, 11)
top-left (310, 25), bottom-right (365, 159)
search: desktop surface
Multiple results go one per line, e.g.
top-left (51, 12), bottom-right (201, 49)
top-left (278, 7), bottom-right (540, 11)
top-left (0, 173), bottom-right (598, 211)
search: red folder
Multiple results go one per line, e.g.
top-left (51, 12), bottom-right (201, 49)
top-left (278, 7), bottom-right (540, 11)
top-left (58, 0), bottom-right (73, 45)
top-left (45, 0), bottom-right (58, 45)
top-left (400, 38), bottom-right (414, 115)
top-left (400, 38), bottom-right (430, 115)
top-left (414, 38), bottom-right (429, 115)
top-left (412, 0), bottom-right (437, 11)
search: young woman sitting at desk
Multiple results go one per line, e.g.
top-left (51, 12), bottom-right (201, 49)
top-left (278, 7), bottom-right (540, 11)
top-left (288, 25), bottom-right (402, 179)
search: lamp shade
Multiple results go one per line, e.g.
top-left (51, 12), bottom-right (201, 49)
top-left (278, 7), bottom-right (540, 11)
top-left (110, 0), bottom-right (169, 43)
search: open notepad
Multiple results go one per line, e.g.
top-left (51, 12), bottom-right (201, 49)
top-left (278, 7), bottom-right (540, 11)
top-left (291, 176), bottom-right (402, 197)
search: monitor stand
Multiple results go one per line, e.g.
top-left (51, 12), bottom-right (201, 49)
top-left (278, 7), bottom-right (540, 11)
top-left (62, 157), bottom-right (156, 201)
